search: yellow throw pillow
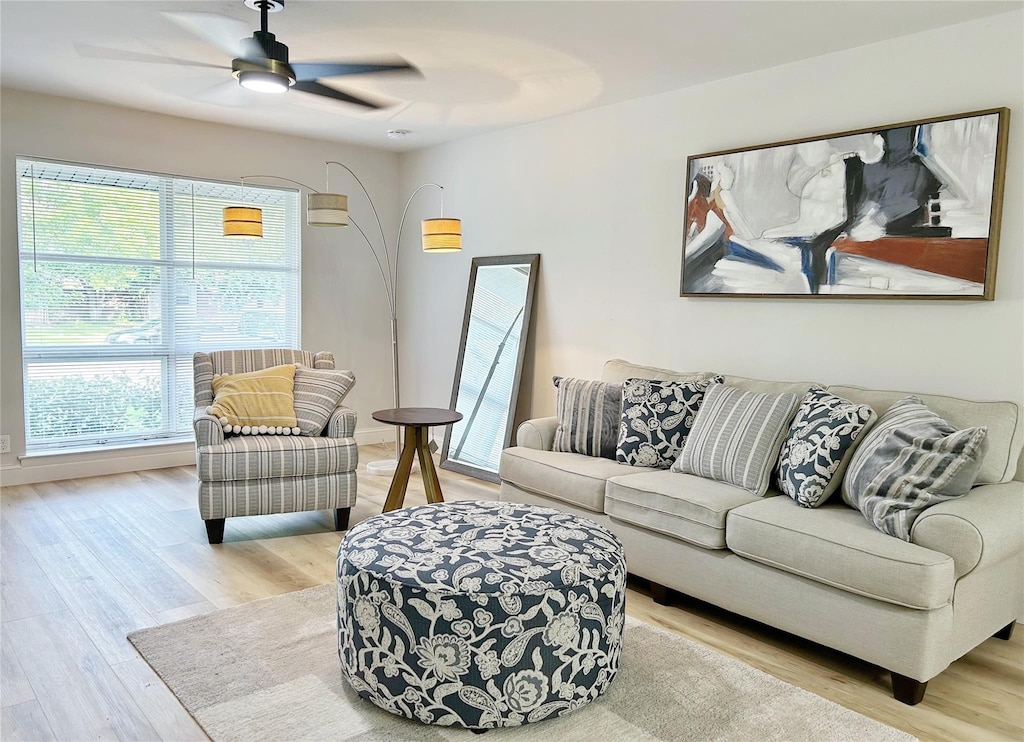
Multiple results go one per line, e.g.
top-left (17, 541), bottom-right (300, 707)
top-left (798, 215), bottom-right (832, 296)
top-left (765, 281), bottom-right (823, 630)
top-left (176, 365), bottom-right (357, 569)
top-left (208, 364), bottom-right (300, 436)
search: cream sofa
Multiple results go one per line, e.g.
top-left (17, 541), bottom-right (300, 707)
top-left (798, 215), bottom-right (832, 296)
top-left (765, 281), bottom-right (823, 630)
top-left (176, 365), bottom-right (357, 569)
top-left (498, 359), bottom-right (1024, 705)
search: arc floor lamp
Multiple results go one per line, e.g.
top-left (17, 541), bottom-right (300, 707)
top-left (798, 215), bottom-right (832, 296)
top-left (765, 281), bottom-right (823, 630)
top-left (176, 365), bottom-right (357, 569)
top-left (224, 161), bottom-right (462, 475)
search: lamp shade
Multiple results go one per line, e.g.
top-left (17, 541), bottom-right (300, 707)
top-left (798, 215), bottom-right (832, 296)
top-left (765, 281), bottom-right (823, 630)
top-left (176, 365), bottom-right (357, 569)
top-left (307, 193), bottom-right (349, 227)
top-left (422, 218), bottom-right (462, 252)
top-left (223, 206), bottom-right (263, 238)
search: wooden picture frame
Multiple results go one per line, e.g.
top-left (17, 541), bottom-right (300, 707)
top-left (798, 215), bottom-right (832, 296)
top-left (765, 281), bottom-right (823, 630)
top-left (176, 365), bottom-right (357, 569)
top-left (680, 107), bottom-right (1009, 300)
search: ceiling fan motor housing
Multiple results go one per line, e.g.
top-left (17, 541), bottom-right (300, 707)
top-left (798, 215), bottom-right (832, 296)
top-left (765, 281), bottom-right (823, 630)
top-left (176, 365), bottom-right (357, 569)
top-left (232, 30), bottom-right (296, 89)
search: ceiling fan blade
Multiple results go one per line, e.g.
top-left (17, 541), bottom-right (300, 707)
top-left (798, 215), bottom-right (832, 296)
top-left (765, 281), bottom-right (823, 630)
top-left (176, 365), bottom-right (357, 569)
top-left (162, 11), bottom-right (265, 61)
top-left (292, 80), bottom-right (383, 109)
top-left (74, 42), bottom-right (229, 70)
top-left (290, 60), bottom-right (419, 82)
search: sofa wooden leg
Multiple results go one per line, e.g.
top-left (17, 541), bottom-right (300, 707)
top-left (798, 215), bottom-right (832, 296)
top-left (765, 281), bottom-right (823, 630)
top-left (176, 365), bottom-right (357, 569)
top-left (205, 518), bottom-right (225, 545)
top-left (994, 622), bottom-right (1015, 640)
top-left (891, 672), bottom-right (927, 705)
top-left (334, 507), bottom-right (351, 532)
top-left (650, 581), bottom-right (673, 606)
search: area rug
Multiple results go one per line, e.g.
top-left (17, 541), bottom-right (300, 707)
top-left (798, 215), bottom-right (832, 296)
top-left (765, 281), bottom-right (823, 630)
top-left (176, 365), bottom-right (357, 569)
top-left (128, 584), bottom-right (914, 741)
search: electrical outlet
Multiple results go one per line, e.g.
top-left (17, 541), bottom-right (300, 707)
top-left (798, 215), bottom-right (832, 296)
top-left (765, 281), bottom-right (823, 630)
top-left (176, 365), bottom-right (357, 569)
top-left (0, 435), bottom-right (10, 454)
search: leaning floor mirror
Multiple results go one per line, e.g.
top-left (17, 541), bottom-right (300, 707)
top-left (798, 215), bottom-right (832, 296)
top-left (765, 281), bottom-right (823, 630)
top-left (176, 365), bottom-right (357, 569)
top-left (441, 254), bottom-right (540, 483)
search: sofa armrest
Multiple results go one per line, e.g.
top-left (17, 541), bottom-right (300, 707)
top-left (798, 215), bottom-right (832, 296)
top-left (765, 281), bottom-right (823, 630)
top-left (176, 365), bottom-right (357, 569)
top-left (193, 406), bottom-right (224, 448)
top-left (516, 417), bottom-right (558, 451)
top-left (326, 405), bottom-right (357, 439)
top-left (910, 481), bottom-right (1024, 578)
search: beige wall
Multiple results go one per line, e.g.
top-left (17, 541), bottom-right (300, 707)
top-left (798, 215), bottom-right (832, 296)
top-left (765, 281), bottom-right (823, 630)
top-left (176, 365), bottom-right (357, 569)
top-left (398, 13), bottom-right (1024, 422)
top-left (0, 89), bottom-right (400, 482)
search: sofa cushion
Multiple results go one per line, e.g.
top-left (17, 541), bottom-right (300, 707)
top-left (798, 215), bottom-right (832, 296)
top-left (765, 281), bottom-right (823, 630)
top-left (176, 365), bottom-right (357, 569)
top-left (616, 376), bottom-right (720, 469)
top-left (720, 375), bottom-right (820, 397)
top-left (672, 383), bottom-right (799, 496)
top-left (198, 434), bottom-right (358, 482)
top-left (776, 387), bottom-right (876, 508)
top-left (842, 396), bottom-right (989, 541)
top-left (726, 497), bottom-right (955, 610)
top-left (828, 384), bottom-right (1022, 485)
top-left (498, 446), bottom-right (634, 513)
top-left (605, 471), bottom-right (761, 549)
top-left (601, 359), bottom-right (709, 384)
top-left (552, 377), bottom-right (622, 459)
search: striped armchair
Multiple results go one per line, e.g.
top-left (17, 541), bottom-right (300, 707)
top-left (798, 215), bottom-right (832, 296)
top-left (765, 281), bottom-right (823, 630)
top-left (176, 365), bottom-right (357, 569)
top-left (193, 349), bottom-right (358, 544)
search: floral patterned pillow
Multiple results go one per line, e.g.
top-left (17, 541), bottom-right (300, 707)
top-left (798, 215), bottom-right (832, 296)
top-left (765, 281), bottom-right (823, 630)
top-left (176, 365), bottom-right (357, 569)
top-left (616, 375), bottom-right (722, 469)
top-left (776, 387), bottom-right (876, 507)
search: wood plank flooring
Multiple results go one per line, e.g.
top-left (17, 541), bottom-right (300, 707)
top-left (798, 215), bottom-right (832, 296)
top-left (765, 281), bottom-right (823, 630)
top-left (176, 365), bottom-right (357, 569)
top-left (1, 444), bottom-right (1021, 741)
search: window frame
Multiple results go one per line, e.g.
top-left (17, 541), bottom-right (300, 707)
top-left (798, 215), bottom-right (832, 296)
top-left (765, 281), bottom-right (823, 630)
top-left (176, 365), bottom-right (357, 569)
top-left (16, 156), bottom-right (302, 452)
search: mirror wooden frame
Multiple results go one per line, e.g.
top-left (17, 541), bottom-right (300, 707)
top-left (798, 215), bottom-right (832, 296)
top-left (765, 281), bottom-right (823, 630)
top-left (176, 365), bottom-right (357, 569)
top-left (440, 254), bottom-right (540, 483)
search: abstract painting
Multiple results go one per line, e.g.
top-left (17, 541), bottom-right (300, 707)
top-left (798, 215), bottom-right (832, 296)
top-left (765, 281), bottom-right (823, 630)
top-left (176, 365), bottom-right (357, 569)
top-left (680, 108), bottom-right (1009, 299)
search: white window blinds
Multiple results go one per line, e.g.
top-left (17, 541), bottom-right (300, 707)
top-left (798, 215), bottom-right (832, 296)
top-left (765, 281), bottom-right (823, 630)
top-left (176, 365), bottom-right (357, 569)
top-left (16, 158), bottom-right (301, 452)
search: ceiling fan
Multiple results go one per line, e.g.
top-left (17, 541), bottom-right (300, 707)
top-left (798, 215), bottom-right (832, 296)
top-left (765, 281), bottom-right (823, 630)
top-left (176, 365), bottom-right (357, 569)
top-left (77, 0), bottom-right (418, 109)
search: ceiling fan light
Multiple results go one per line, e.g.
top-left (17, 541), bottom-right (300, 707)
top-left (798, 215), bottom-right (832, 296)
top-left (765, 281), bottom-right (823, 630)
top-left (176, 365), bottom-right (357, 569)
top-left (238, 69), bottom-right (291, 94)
top-left (307, 193), bottom-right (349, 227)
top-left (223, 206), bottom-right (263, 238)
top-left (422, 218), bottom-right (462, 253)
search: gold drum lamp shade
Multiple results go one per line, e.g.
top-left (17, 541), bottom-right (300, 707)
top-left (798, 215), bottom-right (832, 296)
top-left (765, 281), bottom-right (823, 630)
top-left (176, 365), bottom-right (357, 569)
top-left (307, 193), bottom-right (349, 227)
top-left (422, 218), bottom-right (462, 252)
top-left (223, 206), bottom-right (263, 238)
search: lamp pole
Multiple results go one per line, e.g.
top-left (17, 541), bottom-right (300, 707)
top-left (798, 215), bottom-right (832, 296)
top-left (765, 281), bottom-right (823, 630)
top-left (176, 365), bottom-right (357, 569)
top-left (235, 166), bottom-right (455, 475)
top-left (324, 162), bottom-right (448, 474)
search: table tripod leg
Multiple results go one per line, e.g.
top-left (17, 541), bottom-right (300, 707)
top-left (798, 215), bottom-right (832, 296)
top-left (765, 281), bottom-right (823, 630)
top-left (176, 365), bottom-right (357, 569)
top-left (416, 427), bottom-right (444, 504)
top-left (383, 426), bottom-right (417, 512)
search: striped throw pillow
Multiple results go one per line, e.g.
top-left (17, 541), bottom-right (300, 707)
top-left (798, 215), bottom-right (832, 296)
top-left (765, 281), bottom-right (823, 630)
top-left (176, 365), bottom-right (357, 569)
top-left (671, 383), bottom-right (799, 495)
top-left (208, 364), bottom-right (299, 435)
top-left (552, 377), bottom-right (623, 459)
top-left (841, 396), bottom-right (988, 541)
top-left (293, 367), bottom-right (356, 436)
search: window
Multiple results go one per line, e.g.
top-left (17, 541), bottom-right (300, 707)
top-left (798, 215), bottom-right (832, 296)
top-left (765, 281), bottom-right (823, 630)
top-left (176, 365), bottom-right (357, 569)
top-left (16, 158), bottom-right (301, 452)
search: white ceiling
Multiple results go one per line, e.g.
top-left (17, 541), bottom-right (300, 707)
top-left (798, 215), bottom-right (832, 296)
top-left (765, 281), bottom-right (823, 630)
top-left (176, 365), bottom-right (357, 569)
top-left (2, 1), bottom-right (1019, 151)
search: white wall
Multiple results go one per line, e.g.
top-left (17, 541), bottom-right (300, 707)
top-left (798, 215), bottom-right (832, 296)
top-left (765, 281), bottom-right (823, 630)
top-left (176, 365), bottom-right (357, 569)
top-left (3, 12), bottom-right (1022, 485)
top-left (398, 13), bottom-right (1024, 427)
top-left (0, 90), bottom-right (400, 483)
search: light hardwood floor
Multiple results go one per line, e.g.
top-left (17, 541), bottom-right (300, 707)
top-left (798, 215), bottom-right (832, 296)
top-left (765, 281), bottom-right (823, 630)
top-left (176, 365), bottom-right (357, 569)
top-left (1, 445), bottom-right (1021, 741)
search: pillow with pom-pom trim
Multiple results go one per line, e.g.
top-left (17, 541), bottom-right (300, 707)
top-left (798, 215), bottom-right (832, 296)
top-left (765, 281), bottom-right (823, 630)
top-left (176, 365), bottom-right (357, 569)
top-left (208, 364), bottom-right (299, 435)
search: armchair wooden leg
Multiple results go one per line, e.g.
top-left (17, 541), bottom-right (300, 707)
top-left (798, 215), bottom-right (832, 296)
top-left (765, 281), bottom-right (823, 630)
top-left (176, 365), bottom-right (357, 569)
top-left (334, 507), bottom-right (351, 532)
top-left (994, 622), bottom-right (1015, 640)
top-left (205, 518), bottom-right (225, 545)
top-left (891, 672), bottom-right (928, 705)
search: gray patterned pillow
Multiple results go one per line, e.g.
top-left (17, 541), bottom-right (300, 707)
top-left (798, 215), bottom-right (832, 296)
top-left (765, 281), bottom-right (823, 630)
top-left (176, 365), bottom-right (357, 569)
top-left (293, 366), bottom-right (356, 436)
top-left (552, 377), bottom-right (622, 459)
top-left (841, 396), bottom-right (988, 541)
top-left (671, 383), bottom-right (799, 496)
top-left (617, 376), bottom-right (722, 469)
top-left (776, 388), bottom-right (876, 507)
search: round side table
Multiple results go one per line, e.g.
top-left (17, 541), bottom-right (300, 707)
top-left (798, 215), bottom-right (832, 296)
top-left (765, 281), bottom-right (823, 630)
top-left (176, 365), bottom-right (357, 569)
top-left (371, 407), bottom-right (463, 512)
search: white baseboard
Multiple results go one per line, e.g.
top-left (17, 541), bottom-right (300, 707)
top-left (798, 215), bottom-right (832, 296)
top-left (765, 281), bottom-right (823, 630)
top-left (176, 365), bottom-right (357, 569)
top-left (0, 426), bottom-right (398, 487)
top-left (354, 426), bottom-right (396, 448)
top-left (0, 443), bottom-right (197, 486)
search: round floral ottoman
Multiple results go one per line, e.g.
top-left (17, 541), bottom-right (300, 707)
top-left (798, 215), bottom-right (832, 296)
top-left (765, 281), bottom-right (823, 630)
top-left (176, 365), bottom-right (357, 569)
top-left (336, 500), bottom-right (626, 730)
